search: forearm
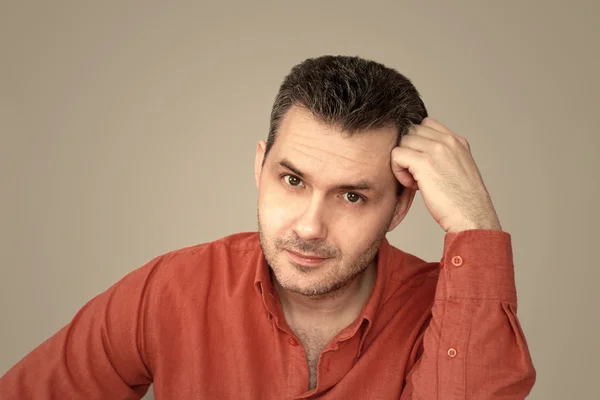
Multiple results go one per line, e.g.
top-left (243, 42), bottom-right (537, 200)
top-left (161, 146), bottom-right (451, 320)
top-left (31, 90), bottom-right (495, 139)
top-left (402, 230), bottom-right (536, 399)
top-left (0, 259), bottom-right (158, 399)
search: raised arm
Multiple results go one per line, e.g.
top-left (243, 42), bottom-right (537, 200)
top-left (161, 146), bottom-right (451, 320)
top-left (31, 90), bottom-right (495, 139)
top-left (391, 117), bottom-right (537, 397)
top-left (401, 230), bottom-right (536, 398)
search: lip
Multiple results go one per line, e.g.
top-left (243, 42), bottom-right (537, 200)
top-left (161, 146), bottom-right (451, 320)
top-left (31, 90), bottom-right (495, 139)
top-left (285, 249), bottom-right (330, 267)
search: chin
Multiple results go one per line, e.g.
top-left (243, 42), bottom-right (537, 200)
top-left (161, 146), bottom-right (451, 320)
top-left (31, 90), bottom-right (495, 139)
top-left (277, 278), bottom-right (335, 297)
top-left (270, 260), bottom-right (327, 294)
top-left (272, 260), bottom-right (359, 298)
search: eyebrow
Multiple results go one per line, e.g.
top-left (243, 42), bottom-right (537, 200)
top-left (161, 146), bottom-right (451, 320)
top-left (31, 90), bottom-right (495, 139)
top-left (277, 159), bottom-right (375, 192)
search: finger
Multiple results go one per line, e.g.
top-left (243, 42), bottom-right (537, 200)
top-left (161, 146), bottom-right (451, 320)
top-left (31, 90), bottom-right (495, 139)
top-left (391, 146), bottom-right (422, 170)
top-left (409, 122), bottom-right (467, 150)
top-left (395, 168), bottom-right (417, 190)
top-left (399, 134), bottom-right (439, 154)
top-left (405, 124), bottom-right (448, 142)
top-left (390, 147), bottom-right (424, 189)
top-left (421, 117), bottom-right (453, 134)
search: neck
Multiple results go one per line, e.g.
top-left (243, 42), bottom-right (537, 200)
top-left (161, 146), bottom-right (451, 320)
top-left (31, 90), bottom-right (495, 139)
top-left (274, 262), bottom-right (377, 330)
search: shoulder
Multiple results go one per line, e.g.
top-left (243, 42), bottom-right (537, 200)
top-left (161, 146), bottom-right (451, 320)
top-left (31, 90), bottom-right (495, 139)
top-left (388, 243), bottom-right (440, 283)
top-left (138, 231), bottom-right (262, 295)
top-left (384, 243), bottom-right (441, 302)
top-left (160, 231), bottom-right (261, 262)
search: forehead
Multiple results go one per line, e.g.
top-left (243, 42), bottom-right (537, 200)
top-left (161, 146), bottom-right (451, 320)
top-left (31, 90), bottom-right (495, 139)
top-left (269, 107), bottom-right (398, 186)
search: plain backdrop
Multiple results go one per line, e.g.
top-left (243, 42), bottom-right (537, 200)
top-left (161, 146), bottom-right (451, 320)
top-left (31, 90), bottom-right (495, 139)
top-left (1, 1), bottom-right (598, 399)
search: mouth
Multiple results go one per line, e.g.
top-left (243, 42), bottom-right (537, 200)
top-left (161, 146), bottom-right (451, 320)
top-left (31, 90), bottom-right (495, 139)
top-left (284, 249), bottom-right (331, 267)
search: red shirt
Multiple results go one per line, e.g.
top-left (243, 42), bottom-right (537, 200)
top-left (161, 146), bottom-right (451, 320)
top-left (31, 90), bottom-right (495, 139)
top-left (0, 229), bottom-right (536, 399)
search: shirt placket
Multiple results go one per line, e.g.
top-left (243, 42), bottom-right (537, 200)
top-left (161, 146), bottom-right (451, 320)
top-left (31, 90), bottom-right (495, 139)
top-left (263, 289), bottom-right (310, 396)
top-left (294, 322), bottom-right (363, 399)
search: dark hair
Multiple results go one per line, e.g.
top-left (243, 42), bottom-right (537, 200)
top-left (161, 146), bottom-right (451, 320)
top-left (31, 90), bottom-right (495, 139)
top-left (264, 55), bottom-right (428, 196)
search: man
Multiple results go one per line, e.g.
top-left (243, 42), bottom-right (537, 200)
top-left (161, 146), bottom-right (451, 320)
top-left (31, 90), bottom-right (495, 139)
top-left (0, 55), bottom-right (536, 399)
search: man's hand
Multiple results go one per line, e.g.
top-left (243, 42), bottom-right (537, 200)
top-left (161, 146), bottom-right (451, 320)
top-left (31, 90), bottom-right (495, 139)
top-left (391, 117), bottom-right (502, 233)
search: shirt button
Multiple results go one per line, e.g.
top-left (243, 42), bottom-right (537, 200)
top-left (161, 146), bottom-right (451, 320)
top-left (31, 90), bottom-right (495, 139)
top-left (288, 338), bottom-right (299, 346)
top-left (447, 348), bottom-right (457, 358)
top-left (451, 256), bottom-right (463, 267)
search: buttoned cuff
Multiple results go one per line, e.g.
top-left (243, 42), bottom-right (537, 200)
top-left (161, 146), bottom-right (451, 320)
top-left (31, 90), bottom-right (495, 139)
top-left (439, 229), bottom-right (517, 302)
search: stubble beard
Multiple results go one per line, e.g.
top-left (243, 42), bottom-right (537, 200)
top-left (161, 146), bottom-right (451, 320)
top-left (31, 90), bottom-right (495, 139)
top-left (257, 212), bottom-right (390, 298)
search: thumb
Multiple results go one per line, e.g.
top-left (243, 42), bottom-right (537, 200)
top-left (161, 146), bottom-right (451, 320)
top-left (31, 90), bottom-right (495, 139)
top-left (395, 168), bottom-right (417, 189)
top-left (391, 147), bottom-right (419, 190)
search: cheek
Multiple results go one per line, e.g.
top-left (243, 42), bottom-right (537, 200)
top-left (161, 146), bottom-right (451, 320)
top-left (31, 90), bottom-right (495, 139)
top-left (258, 188), bottom-right (295, 233)
top-left (336, 228), bottom-right (370, 254)
top-left (333, 210), bottom-right (392, 253)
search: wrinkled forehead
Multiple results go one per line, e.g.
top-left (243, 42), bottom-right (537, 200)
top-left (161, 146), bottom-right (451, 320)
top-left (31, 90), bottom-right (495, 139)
top-left (270, 108), bottom-right (398, 186)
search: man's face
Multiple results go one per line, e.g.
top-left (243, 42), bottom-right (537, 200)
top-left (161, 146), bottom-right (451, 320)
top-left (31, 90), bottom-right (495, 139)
top-left (255, 106), bottom-right (411, 297)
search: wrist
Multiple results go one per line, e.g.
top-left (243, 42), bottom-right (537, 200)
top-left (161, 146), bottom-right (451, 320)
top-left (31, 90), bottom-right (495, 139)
top-left (447, 217), bottom-right (502, 233)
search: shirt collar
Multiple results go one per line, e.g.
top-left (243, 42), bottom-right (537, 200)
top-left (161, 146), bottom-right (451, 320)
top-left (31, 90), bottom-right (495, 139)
top-left (357, 236), bottom-right (394, 337)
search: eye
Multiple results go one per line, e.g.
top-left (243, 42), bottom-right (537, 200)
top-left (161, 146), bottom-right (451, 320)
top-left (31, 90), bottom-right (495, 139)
top-left (283, 174), bottom-right (304, 187)
top-left (343, 192), bottom-right (363, 204)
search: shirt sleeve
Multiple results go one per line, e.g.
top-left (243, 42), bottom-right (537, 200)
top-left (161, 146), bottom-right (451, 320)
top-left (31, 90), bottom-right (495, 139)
top-left (0, 256), bottom-right (162, 400)
top-left (401, 229), bottom-right (537, 399)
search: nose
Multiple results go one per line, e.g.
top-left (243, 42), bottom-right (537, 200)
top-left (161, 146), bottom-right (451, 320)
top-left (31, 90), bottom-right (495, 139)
top-left (292, 196), bottom-right (328, 241)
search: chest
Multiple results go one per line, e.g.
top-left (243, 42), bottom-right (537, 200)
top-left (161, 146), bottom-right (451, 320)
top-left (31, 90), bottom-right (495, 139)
top-left (151, 289), bottom-right (430, 399)
top-left (291, 326), bottom-right (339, 389)
top-left (295, 327), bottom-right (331, 360)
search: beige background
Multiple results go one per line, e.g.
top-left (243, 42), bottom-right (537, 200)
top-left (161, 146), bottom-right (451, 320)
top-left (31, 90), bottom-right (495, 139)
top-left (1, 1), bottom-right (598, 399)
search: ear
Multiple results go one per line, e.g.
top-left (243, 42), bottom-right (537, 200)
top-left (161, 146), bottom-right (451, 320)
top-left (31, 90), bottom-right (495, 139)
top-left (386, 187), bottom-right (417, 232)
top-left (254, 140), bottom-right (267, 188)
